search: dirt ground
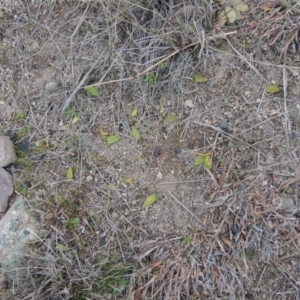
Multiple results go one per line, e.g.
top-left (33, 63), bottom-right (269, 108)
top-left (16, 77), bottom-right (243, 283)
top-left (0, 0), bottom-right (300, 299)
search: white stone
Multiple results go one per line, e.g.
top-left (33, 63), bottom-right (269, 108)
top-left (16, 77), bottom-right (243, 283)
top-left (185, 100), bottom-right (194, 108)
top-left (45, 81), bottom-right (58, 91)
top-left (0, 167), bottom-right (13, 212)
top-left (86, 175), bottom-right (93, 182)
top-left (0, 136), bottom-right (17, 167)
top-left (156, 171), bottom-right (163, 179)
top-left (112, 212), bottom-right (118, 218)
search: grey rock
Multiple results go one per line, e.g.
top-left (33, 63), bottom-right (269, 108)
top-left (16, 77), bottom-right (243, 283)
top-left (0, 196), bottom-right (40, 266)
top-left (0, 167), bottom-right (13, 212)
top-left (0, 136), bottom-right (17, 167)
top-left (45, 81), bottom-right (58, 91)
top-left (219, 120), bottom-right (228, 129)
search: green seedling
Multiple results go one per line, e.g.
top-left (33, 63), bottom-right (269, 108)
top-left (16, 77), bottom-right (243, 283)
top-left (16, 156), bottom-right (32, 168)
top-left (17, 126), bottom-right (29, 136)
top-left (273, 98), bottom-right (281, 105)
top-left (182, 235), bottom-right (192, 245)
top-left (233, 169), bottom-right (240, 180)
top-left (19, 187), bottom-right (28, 196)
top-left (15, 111), bottom-right (27, 121)
top-left (95, 264), bottom-right (131, 295)
top-left (144, 63), bottom-right (168, 86)
top-left (64, 107), bottom-right (75, 118)
top-left (285, 186), bottom-right (293, 194)
top-left (65, 217), bottom-right (80, 226)
top-left (144, 72), bottom-right (158, 86)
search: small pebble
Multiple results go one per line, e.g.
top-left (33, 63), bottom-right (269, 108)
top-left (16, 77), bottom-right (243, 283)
top-left (231, 225), bottom-right (240, 235)
top-left (18, 139), bottom-right (30, 153)
top-left (175, 148), bottom-right (182, 154)
top-left (45, 81), bottom-right (58, 91)
top-left (156, 171), bottom-right (163, 179)
top-left (100, 236), bottom-right (106, 246)
top-left (219, 120), bottom-right (228, 129)
top-left (21, 181), bottom-right (32, 189)
top-left (153, 147), bottom-right (160, 157)
top-left (36, 153), bottom-right (45, 160)
top-left (185, 100), bottom-right (194, 108)
top-left (292, 71), bottom-right (299, 77)
top-left (112, 212), bottom-right (118, 218)
top-left (86, 175), bottom-right (93, 182)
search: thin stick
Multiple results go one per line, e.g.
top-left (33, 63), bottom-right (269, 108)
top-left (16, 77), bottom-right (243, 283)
top-left (83, 31), bottom-right (237, 89)
top-left (224, 35), bottom-right (267, 82)
top-left (282, 66), bottom-right (291, 151)
top-left (61, 51), bottom-right (105, 112)
top-left (192, 121), bottom-right (269, 159)
top-left (169, 193), bottom-right (207, 228)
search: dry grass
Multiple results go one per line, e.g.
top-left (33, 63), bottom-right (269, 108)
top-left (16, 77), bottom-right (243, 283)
top-left (0, 0), bottom-right (300, 299)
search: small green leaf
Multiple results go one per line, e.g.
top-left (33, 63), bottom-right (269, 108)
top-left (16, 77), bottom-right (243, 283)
top-left (143, 194), bottom-right (158, 208)
top-left (203, 154), bottom-right (212, 170)
top-left (84, 86), bottom-right (100, 96)
top-left (225, 6), bottom-right (237, 23)
top-left (56, 244), bottom-right (69, 251)
top-left (285, 186), bottom-right (293, 194)
top-left (16, 111), bottom-right (27, 120)
top-left (267, 85), bottom-right (279, 93)
top-left (131, 109), bottom-right (138, 118)
top-left (230, 0), bottom-right (249, 12)
top-left (107, 184), bottom-right (115, 190)
top-left (65, 217), bottom-right (80, 226)
top-left (132, 127), bottom-right (141, 139)
top-left (193, 74), bottom-right (208, 83)
top-left (125, 178), bottom-right (133, 185)
top-left (106, 135), bottom-right (120, 144)
top-left (165, 115), bottom-right (178, 122)
top-left (194, 155), bottom-right (205, 166)
top-left (194, 153), bottom-right (212, 169)
top-left (64, 108), bottom-right (75, 118)
top-left (72, 116), bottom-right (80, 124)
top-left (182, 236), bottom-right (192, 244)
top-left (234, 3), bottom-right (248, 12)
top-left (66, 167), bottom-right (73, 179)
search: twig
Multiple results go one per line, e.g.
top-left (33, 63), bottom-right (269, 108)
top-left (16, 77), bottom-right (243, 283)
top-left (277, 175), bottom-right (300, 193)
top-left (192, 121), bottom-right (269, 159)
top-left (282, 66), bottom-right (291, 151)
top-left (224, 34), bottom-right (267, 82)
top-left (61, 50), bottom-right (105, 112)
top-left (83, 31), bottom-right (237, 89)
